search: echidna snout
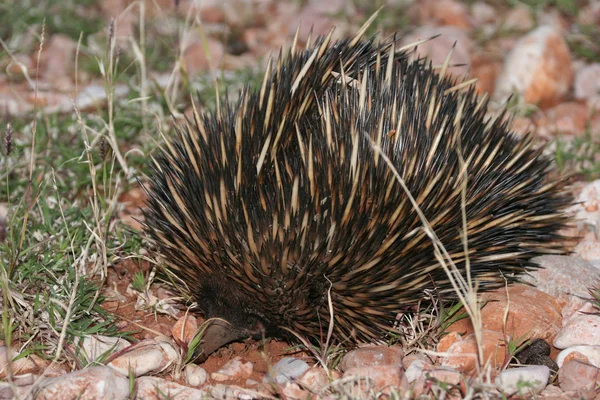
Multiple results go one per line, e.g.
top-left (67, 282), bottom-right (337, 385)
top-left (143, 29), bottom-right (572, 361)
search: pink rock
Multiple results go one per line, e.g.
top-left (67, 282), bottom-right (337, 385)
top-left (211, 356), bottom-right (253, 382)
top-left (182, 36), bottom-right (225, 76)
top-left (425, 366), bottom-right (462, 385)
top-left (534, 102), bottom-right (590, 138)
top-left (447, 284), bottom-right (563, 344)
top-left (554, 314), bottom-right (600, 349)
top-left (442, 330), bottom-right (507, 373)
top-left (107, 338), bottom-right (179, 377)
top-left (494, 26), bottom-right (573, 109)
top-left (136, 376), bottom-right (208, 399)
top-left (501, 5), bottom-right (534, 31)
top-left (523, 256), bottom-right (600, 303)
top-left (574, 64), bottom-right (600, 108)
top-left (338, 345), bottom-right (404, 371)
top-left (411, 0), bottom-right (472, 29)
top-left (558, 360), bottom-right (600, 392)
top-left (172, 315), bottom-right (198, 345)
top-left (0, 347), bottom-right (42, 378)
top-left (36, 366), bottom-right (129, 400)
top-left (401, 26), bottom-right (472, 76)
top-left (298, 367), bottom-right (329, 391)
top-left (437, 332), bottom-right (462, 353)
top-left (343, 365), bottom-right (406, 394)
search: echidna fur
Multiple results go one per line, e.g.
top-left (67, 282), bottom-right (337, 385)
top-left (142, 26), bottom-right (572, 361)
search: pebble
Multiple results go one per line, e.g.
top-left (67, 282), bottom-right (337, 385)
top-left (574, 63), bottom-right (600, 108)
top-left (136, 376), bottom-right (208, 399)
top-left (172, 315), bottom-right (198, 345)
top-left (263, 357), bottom-right (309, 384)
top-left (35, 366), bottom-right (130, 400)
top-left (446, 285), bottom-right (562, 353)
top-left (343, 365), bottom-right (406, 395)
top-left (442, 330), bottom-right (506, 373)
top-left (558, 360), bottom-right (600, 392)
top-left (404, 359), bottom-right (428, 383)
top-left (338, 345), bottom-right (404, 371)
top-left (557, 346), bottom-right (600, 368)
top-left (495, 366), bottom-right (550, 396)
top-left (493, 25), bottom-right (572, 108)
top-left (108, 338), bottom-right (179, 377)
top-left (73, 335), bottom-right (131, 363)
top-left (554, 314), bottom-right (600, 349)
top-left (298, 367), bottom-right (329, 391)
top-left (184, 364), bottom-right (208, 387)
top-left (523, 255), bottom-right (600, 302)
top-left (211, 356), bottom-right (253, 382)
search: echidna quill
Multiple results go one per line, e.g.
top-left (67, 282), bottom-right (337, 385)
top-left (142, 23), bottom-right (572, 361)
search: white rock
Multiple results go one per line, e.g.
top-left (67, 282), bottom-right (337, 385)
top-left (524, 255), bottom-right (600, 301)
top-left (556, 346), bottom-right (600, 368)
top-left (108, 338), bottom-right (179, 377)
top-left (263, 357), bottom-right (310, 384)
top-left (404, 359), bottom-right (427, 383)
top-left (184, 364), bottom-right (208, 387)
top-left (75, 84), bottom-right (129, 111)
top-left (570, 179), bottom-right (600, 227)
top-left (211, 356), bottom-right (253, 382)
top-left (35, 366), bottom-right (130, 400)
top-left (554, 314), bottom-right (600, 349)
top-left (136, 376), bottom-right (207, 399)
top-left (495, 366), bottom-right (550, 396)
top-left (574, 63), bottom-right (600, 108)
top-left (471, 2), bottom-right (495, 24)
top-left (493, 25), bottom-right (572, 108)
top-left (74, 335), bottom-right (131, 363)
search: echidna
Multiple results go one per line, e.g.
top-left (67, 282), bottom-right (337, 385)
top-left (142, 23), bottom-right (572, 361)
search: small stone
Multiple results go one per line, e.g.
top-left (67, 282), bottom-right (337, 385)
top-left (535, 102), bottom-right (590, 138)
top-left (338, 345), bottom-right (403, 371)
top-left (108, 338), bottom-right (179, 377)
top-left (172, 315), bottom-right (198, 345)
top-left (427, 366), bottom-right (463, 386)
top-left (471, 2), bottom-right (495, 24)
top-left (574, 63), bottom-right (600, 109)
top-left (182, 36), bottom-right (225, 76)
top-left (405, 359), bottom-right (428, 383)
top-left (136, 376), bottom-right (208, 399)
top-left (281, 382), bottom-right (310, 399)
top-left (184, 364), bottom-right (207, 387)
top-left (557, 346), bottom-right (600, 368)
top-left (493, 25), bottom-right (573, 109)
top-left (442, 330), bottom-right (507, 373)
top-left (558, 360), bottom-right (600, 392)
top-left (447, 285), bottom-right (562, 345)
top-left (263, 357), bottom-right (309, 384)
top-left (73, 335), bottom-right (131, 363)
top-left (416, 0), bottom-right (472, 29)
top-left (554, 314), bottom-right (600, 349)
top-left (523, 256), bottom-right (600, 302)
top-left (298, 367), bottom-right (329, 391)
top-left (0, 347), bottom-right (41, 378)
top-left (495, 366), bottom-right (550, 396)
top-left (35, 366), bottom-right (130, 400)
top-left (437, 332), bottom-right (462, 353)
top-left (501, 5), bottom-right (534, 31)
top-left (343, 365), bottom-right (405, 394)
top-left (211, 356), bottom-right (253, 382)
